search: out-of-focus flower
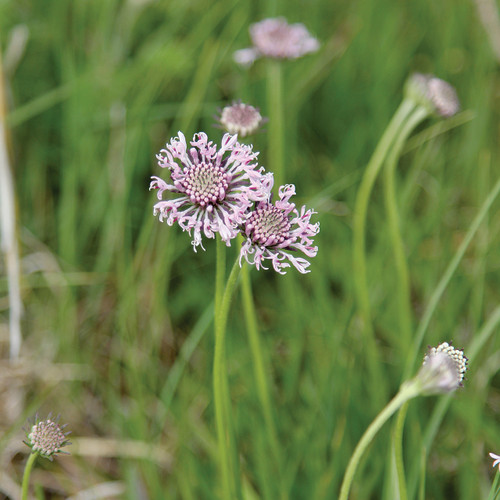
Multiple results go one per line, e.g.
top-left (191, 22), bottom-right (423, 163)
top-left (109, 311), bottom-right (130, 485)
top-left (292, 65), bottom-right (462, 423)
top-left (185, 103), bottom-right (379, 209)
top-left (216, 101), bottom-right (266, 137)
top-left (234, 17), bottom-right (319, 66)
top-left (151, 132), bottom-right (272, 251)
top-left (415, 342), bottom-right (468, 395)
top-left (24, 415), bottom-right (71, 461)
top-left (489, 452), bottom-right (500, 471)
top-left (405, 73), bottom-right (460, 118)
top-left (239, 183), bottom-right (319, 274)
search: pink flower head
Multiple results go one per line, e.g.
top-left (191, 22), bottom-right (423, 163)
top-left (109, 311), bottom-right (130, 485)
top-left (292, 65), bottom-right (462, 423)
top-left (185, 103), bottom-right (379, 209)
top-left (216, 101), bottom-right (266, 137)
top-left (234, 17), bottom-right (319, 66)
top-left (490, 452), bottom-right (500, 471)
top-left (150, 132), bottom-right (272, 251)
top-left (239, 183), bottom-right (319, 274)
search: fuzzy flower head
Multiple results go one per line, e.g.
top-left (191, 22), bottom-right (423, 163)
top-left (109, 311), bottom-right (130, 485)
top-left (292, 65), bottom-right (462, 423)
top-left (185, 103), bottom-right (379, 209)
top-left (234, 17), bottom-right (319, 66)
top-left (24, 414), bottom-right (71, 460)
top-left (405, 73), bottom-right (460, 118)
top-left (489, 452), bottom-right (500, 471)
top-left (150, 132), bottom-right (272, 251)
top-left (239, 183), bottom-right (319, 274)
top-left (217, 101), bottom-right (266, 138)
top-left (416, 342), bottom-right (468, 395)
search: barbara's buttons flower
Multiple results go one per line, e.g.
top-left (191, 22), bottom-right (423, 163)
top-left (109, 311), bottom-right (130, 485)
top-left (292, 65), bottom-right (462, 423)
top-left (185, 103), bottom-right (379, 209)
top-left (234, 17), bottom-right (319, 66)
top-left (217, 101), bottom-right (265, 137)
top-left (239, 183), bottom-right (319, 274)
top-left (150, 132), bottom-right (272, 251)
top-left (406, 73), bottom-right (460, 118)
top-left (416, 342), bottom-right (468, 395)
top-left (24, 415), bottom-right (71, 460)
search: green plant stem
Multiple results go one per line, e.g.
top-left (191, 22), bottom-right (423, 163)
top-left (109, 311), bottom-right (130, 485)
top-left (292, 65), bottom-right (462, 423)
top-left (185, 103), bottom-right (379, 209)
top-left (338, 380), bottom-right (420, 500)
top-left (21, 452), bottom-right (38, 500)
top-left (487, 470), bottom-right (500, 500)
top-left (352, 97), bottom-right (417, 406)
top-left (267, 60), bottom-right (285, 187)
top-left (383, 106), bottom-right (429, 351)
top-left (213, 256), bottom-right (242, 500)
top-left (402, 173), bottom-right (500, 381)
top-left (240, 259), bottom-right (286, 499)
top-left (392, 401), bottom-right (410, 500)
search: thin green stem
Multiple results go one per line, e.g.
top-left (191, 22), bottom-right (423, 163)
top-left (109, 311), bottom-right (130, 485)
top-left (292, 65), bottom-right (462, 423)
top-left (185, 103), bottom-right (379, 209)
top-left (213, 256), bottom-right (242, 500)
top-left (267, 60), bottom-right (285, 187)
top-left (487, 470), bottom-right (500, 500)
top-left (392, 401), bottom-right (410, 500)
top-left (403, 173), bottom-right (500, 381)
top-left (352, 97), bottom-right (417, 406)
top-left (21, 452), bottom-right (38, 500)
top-left (339, 380), bottom-right (420, 500)
top-left (240, 259), bottom-right (286, 499)
top-left (383, 106), bottom-right (429, 351)
top-left (215, 237), bottom-right (226, 317)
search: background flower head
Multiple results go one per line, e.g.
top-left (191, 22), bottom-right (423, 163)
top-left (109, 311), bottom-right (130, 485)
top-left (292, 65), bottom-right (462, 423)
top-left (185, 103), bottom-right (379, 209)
top-left (405, 73), bottom-right (460, 118)
top-left (234, 17), bottom-right (320, 66)
top-left (216, 101), bottom-right (266, 137)
top-left (416, 342), bottom-right (468, 395)
top-left (24, 414), bottom-right (71, 461)
top-left (150, 132), bottom-right (271, 250)
top-left (239, 183), bottom-right (320, 274)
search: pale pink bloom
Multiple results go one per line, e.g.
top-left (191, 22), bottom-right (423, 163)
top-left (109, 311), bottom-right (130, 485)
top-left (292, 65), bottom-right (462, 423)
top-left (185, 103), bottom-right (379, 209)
top-left (234, 17), bottom-right (319, 66)
top-left (490, 452), bottom-right (500, 471)
top-left (239, 183), bottom-right (319, 274)
top-left (150, 132), bottom-right (271, 251)
top-left (216, 101), bottom-right (266, 137)
top-left (406, 73), bottom-right (460, 118)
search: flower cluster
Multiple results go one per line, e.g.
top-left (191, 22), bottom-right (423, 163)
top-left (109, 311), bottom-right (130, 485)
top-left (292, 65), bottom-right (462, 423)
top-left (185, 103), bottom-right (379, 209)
top-left (234, 17), bottom-right (319, 66)
top-left (24, 415), bottom-right (71, 460)
top-left (151, 132), bottom-right (319, 273)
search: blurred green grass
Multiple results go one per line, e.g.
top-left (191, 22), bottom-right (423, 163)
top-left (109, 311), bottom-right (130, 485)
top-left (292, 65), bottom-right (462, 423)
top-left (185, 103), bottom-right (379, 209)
top-left (1, 0), bottom-right (500, 498)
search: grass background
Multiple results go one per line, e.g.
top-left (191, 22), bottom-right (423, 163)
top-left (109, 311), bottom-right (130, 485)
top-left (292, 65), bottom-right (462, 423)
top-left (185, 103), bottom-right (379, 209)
top-left (1, 0), bottom-right (500, 498)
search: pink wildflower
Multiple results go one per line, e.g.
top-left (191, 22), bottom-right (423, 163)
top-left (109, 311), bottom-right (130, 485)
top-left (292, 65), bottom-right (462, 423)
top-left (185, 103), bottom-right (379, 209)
top-left (150, 132), bottom-right (271, 251)
top-left (234, 17), bottom-right (319, 66)
top-left (239, 183), bottom-right (319, 274)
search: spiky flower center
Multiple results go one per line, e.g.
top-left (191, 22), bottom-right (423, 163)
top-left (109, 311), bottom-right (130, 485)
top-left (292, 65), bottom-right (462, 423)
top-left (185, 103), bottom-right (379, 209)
top-left (29, 419), bottom-right (66, 456)
top-left (246, 204), bottom-right (291, 246)
top-left (182, 162), bottom-right (229, 208)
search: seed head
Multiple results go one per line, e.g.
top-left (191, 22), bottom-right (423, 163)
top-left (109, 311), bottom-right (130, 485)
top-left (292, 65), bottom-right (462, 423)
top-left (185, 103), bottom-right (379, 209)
top-left (24, 414), bottom-right (71, 460)
top-left (416, 342), bottom-right (468, 395)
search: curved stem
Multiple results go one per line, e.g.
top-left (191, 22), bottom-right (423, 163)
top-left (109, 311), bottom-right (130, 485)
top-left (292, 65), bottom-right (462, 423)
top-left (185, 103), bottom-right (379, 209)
top-left (267, 60), bottom-right (285, 187)
top-left (213, 256), bottom-right (242, 500)
top-left (339, 381), bottom-right (420, 500)
top-left (352, 98), bottom-right (417, 405)
top-left (21, 452), bottom-right (38, 500)
top-left (383, 106), bottom-right (429, 352)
